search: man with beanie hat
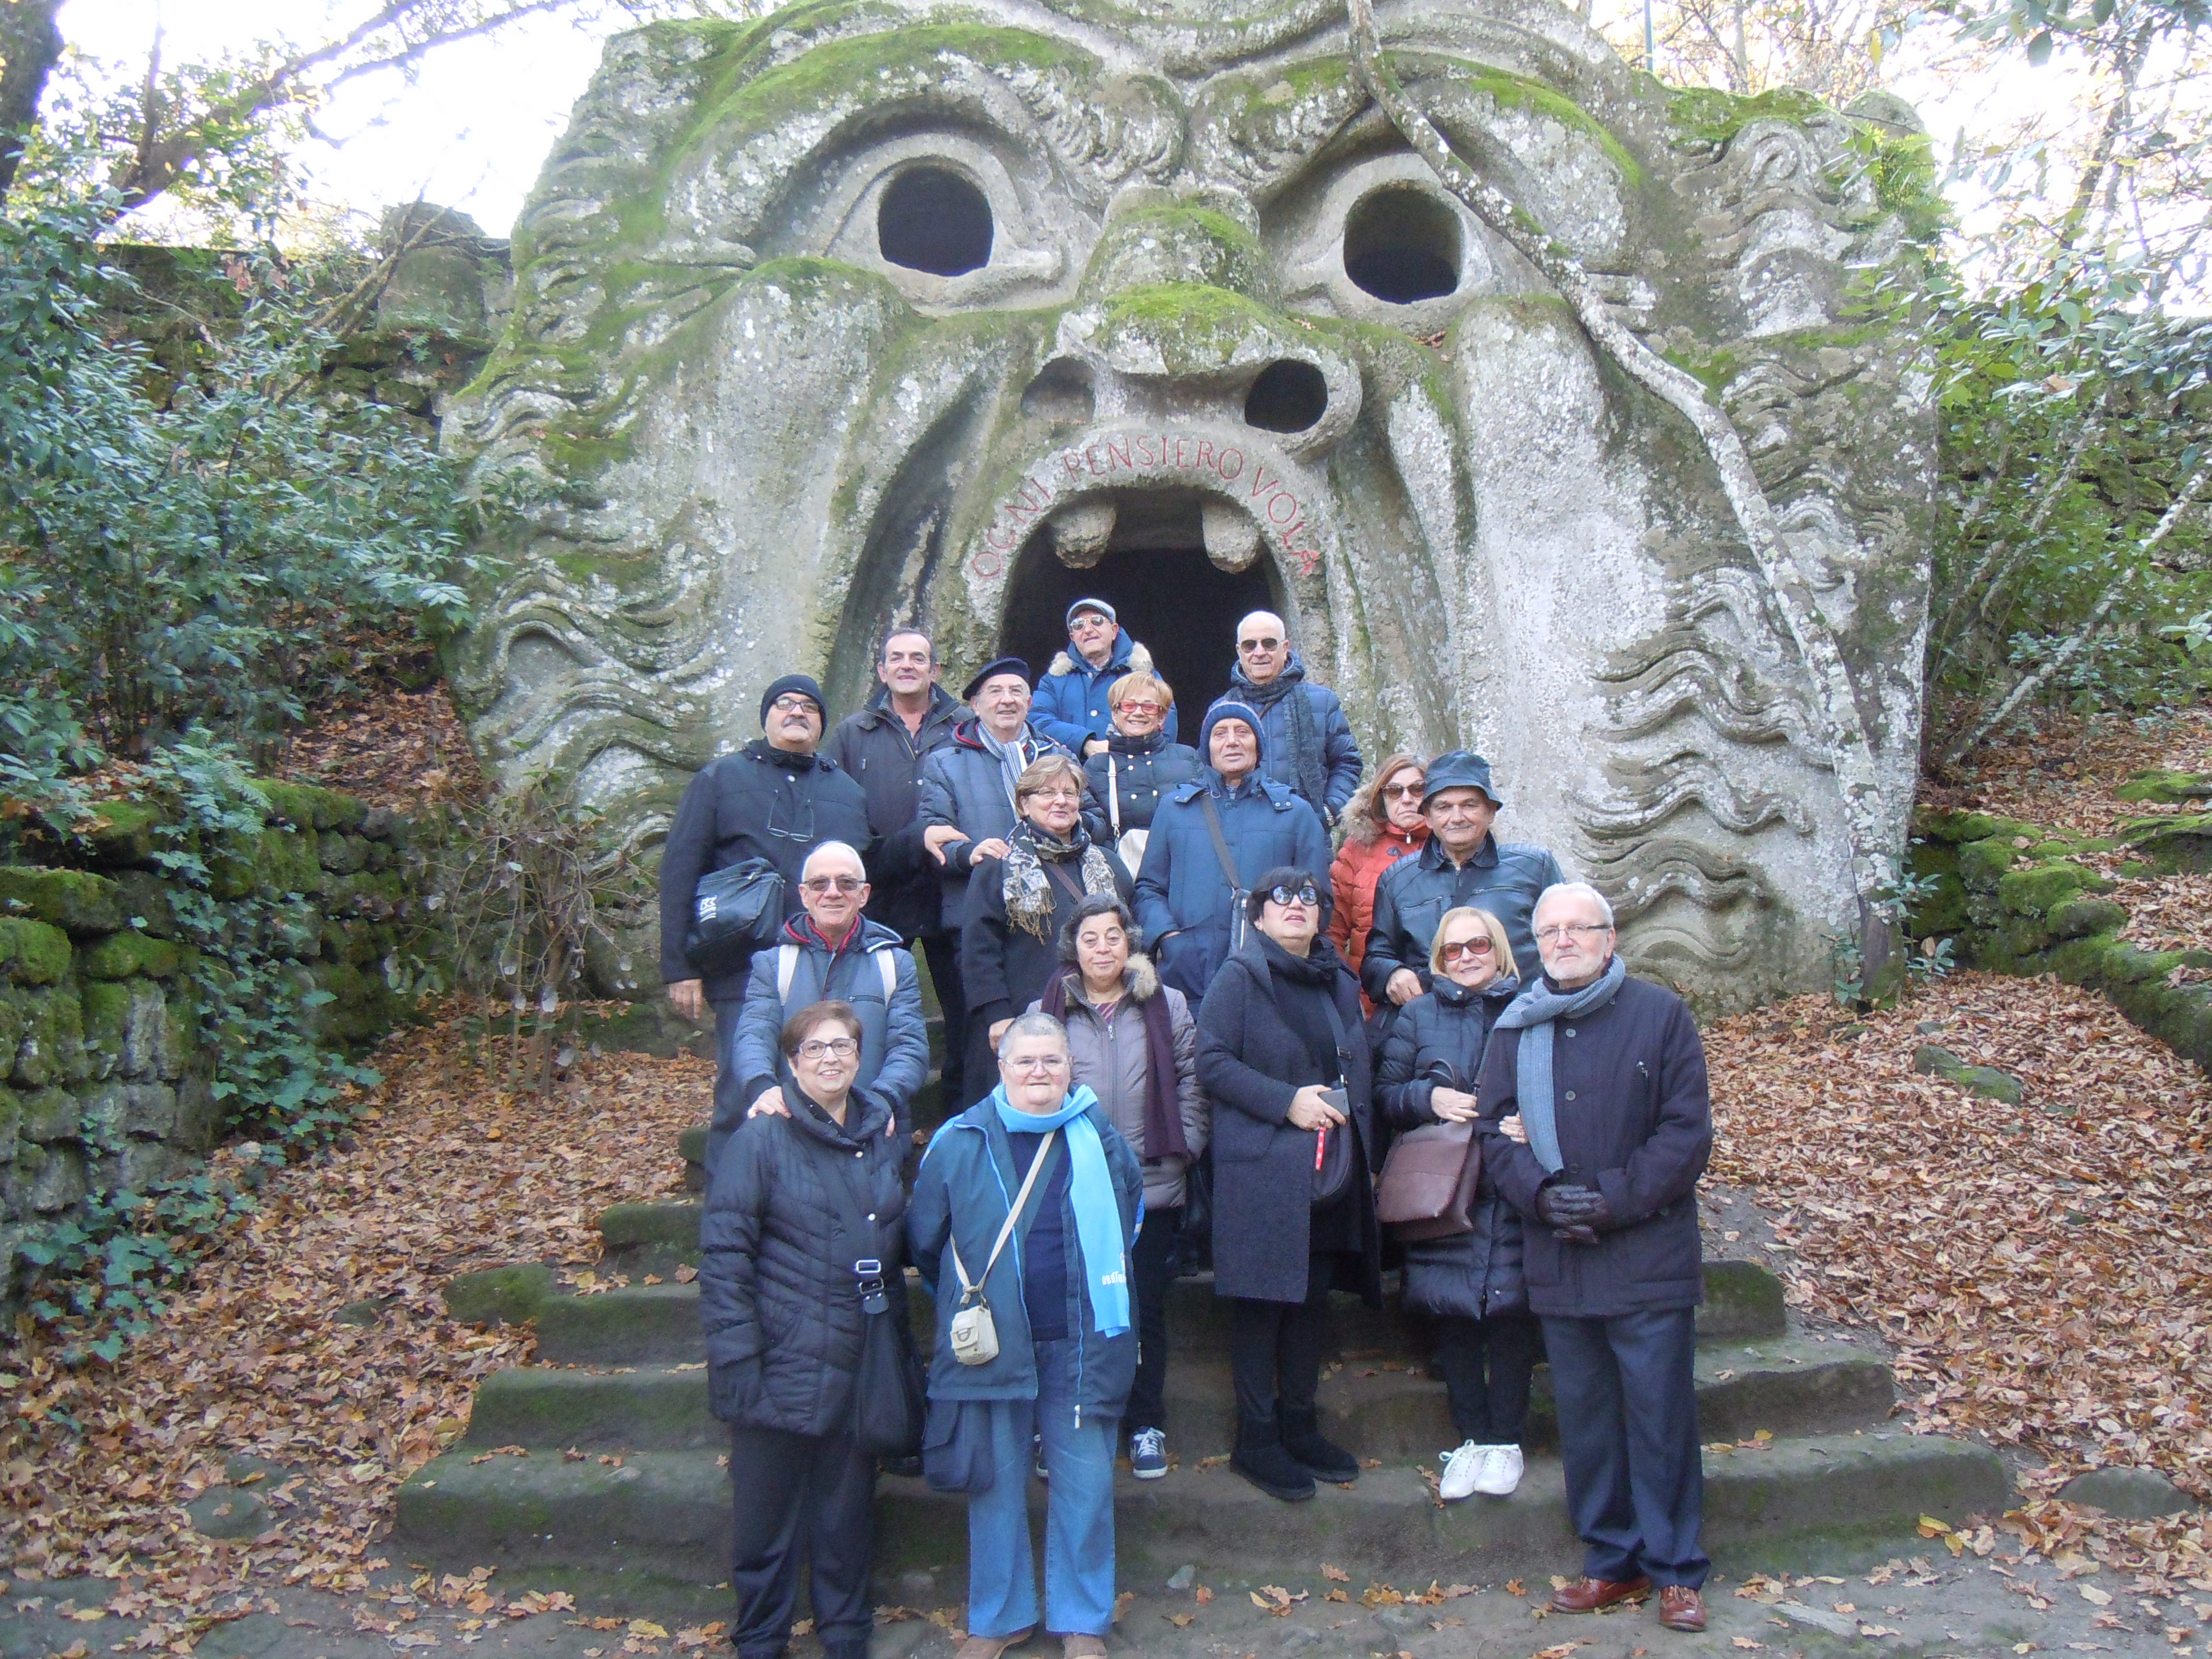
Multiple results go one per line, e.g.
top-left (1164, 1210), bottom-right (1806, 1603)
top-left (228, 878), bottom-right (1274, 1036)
top-left (1033, 598), bottom-right (1179, 756)
top-left (1363, 750), bottom-right (1565, 1001)
top-left (1133, 700), bottom-right (1331, 1001)
top-left (660, 672), bottom-right (873, 1139)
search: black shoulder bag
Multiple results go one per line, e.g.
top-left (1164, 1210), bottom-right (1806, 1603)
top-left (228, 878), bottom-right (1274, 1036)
top-left (1310, 987), bottom-right (1358, 1207)
top-left (821, 1134), bottom-right (924, 1458)
top-left (684, 857), bottom-right (786, 978)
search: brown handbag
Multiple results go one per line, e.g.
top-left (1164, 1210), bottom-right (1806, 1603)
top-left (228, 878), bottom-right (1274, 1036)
top-left (1376, 1057), bottom-right (1484, 1241)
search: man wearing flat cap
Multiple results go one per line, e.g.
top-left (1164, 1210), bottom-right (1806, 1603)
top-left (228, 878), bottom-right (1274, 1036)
top-left (1033, 598), bottom-right (1179, 757)
top-left (1363, 751), bottom-right (1565, 1009)
top-left (661, 674), bottom-right (875, 1139)
top-left (914, 656), bottom-right (1070, 1102)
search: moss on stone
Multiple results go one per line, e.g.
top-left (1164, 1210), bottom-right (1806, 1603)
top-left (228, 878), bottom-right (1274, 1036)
top-left (1427, 56), bottom-right (1644, 186)
top-left (256, 779), bottom-right (368, 833)
top-left (78, 800), bottom-right (163, 867)
top-left (0, 918), bottom-right (71, 986)
top-left (80, 980), bottom-right (131, 1068)
top-left (1094, 283), bottom-right (1289, 374)
top-left (1668, 85), bottom-right (1828, 147)
top-left (1082, 204), bottom-right (1274, 304)
top-left (81, 930), bottom-right (182, 981)
top-left (0, 867), bottom-right (124, 935)
top-left (1957, 836), bottom-right (2025, 887)
top-left (1996, 863), bottom-right (2088, 917)
top-left (2115, 769), bottom-right (2212, 804)
top-left (444, 1262), bottom-right (556, 1326)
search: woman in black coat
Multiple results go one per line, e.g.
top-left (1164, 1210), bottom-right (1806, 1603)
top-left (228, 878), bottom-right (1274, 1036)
top-left (1195, 865), bottom-right (1381, 1503)
top-left (1082, 669), bottom-right (1199, 874)
top-left (963, 753), bottom-right (1133, 1104)
top-left (699, 1000), bottom-right (907, 1659)
top-left (1375, 906), bottom-right (1538, 1502)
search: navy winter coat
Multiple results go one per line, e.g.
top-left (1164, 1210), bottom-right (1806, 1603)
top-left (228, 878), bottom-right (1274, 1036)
top-left (915, 719), bottom-right (1070, 925)
top-left (714, 916), bottom-right (929, 1174)
top-left (1195, 937), bottom-right (1381, 1306)
top-left (1227, 654), bottom-right (1364, 821)
top-left (1082, 732), bottom-right (1200, 845)
top-left (657, 741), bottom-right (875, 1003)
top-left (1477, 974), bottom-right (1713, 1320)
top-left (1363, 834), bottom-right (1566, 998)
top-left (1031, 631), bottom-right (1179, 752)
top-left (700, 1086), bottom-right (907, 1436)
top-left (823, 684), bottom-right (964, 939)
top-left (1375, 977), bottom-right (1527, 1321)
top-left (907, 1097), bottom-right (1143, 1414)
top-left (1132, 771), bottom-right (1332, 1002)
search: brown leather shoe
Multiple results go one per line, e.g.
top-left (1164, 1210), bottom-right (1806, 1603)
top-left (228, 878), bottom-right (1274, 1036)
top-left (1550, 1576), bottom-right (1652, 1613)
top-left (1657, 1586), bottom-right (1707, 1632)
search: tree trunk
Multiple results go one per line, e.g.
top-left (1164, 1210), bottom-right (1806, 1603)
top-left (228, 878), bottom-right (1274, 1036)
top-left (0, 0), bottom-right (62, 201)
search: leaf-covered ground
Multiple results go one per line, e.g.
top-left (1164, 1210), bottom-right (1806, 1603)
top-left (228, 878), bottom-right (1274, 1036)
top-left (1927, 706), bottom-right (2212, 837)
top-left (0, 1010), bottom-right (707, 1605)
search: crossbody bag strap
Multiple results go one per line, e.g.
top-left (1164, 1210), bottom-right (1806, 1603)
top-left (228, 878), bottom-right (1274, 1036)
top-left (1108, 757), bottom-right (1122, 839)
top-left (947, 1128), bottom-right (1060, 1299)
top-left (1045, 859), bottom-right (1088, 903)
top-left (1197, 792), bottom-right (1240, 890)
top-left (1316, 986), bottom-right (1354, 1088)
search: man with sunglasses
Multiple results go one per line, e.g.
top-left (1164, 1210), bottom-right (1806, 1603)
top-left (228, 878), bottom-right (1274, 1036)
top-left (712, 841), bottom-right (929, 1175)
top-left (1033, 599), bottom-right (1180, 757)
top-left (1225, 611), bottom-right (1362, 826)
top-left (660, 674), bottom-right (875, 1155)
top-left (1363, 750), bottom-right (1565, 1010)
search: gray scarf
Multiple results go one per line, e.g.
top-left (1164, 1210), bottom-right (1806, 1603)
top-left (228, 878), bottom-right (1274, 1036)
top-left (1490, 954), bottom-right (1628, 1173)
top-left (977, 722), bottom-right (1041, 813)
top-left (1233, 655), bottom-right (1328, 820)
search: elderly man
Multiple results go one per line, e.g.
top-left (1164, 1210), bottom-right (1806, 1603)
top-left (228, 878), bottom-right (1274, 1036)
top-left (1476, 883), bottom-right (1714, 1636)
top-left (1225, 611), bottom-right (1362, 825)
top-left (713, 840), bottom-right (929, 1174)
top-left (1135, 701), bottom-right (1330, 1001)
top-left (660, 675), bottom-right (875, 1140)
top-left (1033, 598), bottom-right (1178, 757)
top-left (826, 628), bottom-right (965, 1100)
top-left (1364, 750), bottom-right (1564, 1005)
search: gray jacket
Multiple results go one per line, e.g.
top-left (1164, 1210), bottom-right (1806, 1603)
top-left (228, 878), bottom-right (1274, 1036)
top-left (916, 717), bottom-right (1069, 922)
top-left (1027, 953), bottom-right (1208, 1210)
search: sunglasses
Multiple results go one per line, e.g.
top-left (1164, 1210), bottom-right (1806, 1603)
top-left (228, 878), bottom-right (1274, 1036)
top-left (1266, 883), bottom-right (1321, 907)
top-left (1237, 636), bottom-right (1283, 653)
top-left (1440, 937), bottom-right (1495, 960)
top-left (1380, 781), bottom-right (1426, 800)
top-left (801, 875), bottom-right (864, 894)
top-left (1117, 700), bottom-right (1165, 715)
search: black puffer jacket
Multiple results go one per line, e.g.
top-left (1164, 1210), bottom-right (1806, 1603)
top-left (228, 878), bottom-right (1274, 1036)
top-left (1375, 976), bottom-right (1527, 1321)
top-left (1082, 732), bottom-right (1200, 844)
top-left (699, 1085), bottom-right (907, 1436)
top-left (824, 685), bottom-right (964, 939)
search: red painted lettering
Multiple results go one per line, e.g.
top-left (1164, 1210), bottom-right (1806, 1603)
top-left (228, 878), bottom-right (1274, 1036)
top-left (972, 548), bottom-right (1004, 577)
top-left (1135, 434), bottom-right (1156, 467)
top-left (1174, 436), bottom-right (1192, 468)
top-left (1086, 446), bottom-right (1105, 476)
top-left (1249, 465), bottom-right (1279, 502)
top-left (1194, 439), bottom-right (1216, 473)
top-left (1105, 437), bottom-right (1133, 472)
top-left (1267, 493), bottom-right (1297, 525)
top-left (1062, 451), bottom-right (1087, 479)
top-left (1216, 447), bottom-right (1245, 481)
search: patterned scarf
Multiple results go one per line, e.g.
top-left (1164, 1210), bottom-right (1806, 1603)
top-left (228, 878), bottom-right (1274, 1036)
top-left (1004, 819), bottom-right (1120, 941)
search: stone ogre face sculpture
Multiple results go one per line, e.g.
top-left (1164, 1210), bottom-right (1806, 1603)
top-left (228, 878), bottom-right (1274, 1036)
top-left (446, 0), bottom-right (1934, 1007)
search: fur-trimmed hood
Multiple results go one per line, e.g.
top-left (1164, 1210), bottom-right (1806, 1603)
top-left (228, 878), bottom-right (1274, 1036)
top-left (1054, 950), bottom-right (1161, 1004)
top-left (1047, 637), bottom-right (1154, 681)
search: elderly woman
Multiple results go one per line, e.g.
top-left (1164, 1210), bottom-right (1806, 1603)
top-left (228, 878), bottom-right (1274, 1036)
top-left (1375, 906), bottom-right (1537, 1501)
top-left (1327, 753), bottom-right (1428, 1012)
top-left (962, 753), bottom-right (1133, 1103)
top-left (908, 1012), bottom-right (1143, 1659)
top-left (1082, 670), bottom-right (1199, 876)
top-left (1195, 866), bottom-right (1380, 1502)
top-left (1028, 893), bottom-right (1207, 1480)
top-left (700, 1001), bottom-right (908, 1659)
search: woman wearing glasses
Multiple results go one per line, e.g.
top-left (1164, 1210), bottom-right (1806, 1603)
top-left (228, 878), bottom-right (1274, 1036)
top-left (1327, 753), bottom-right (1428, 1014)
top-left (701, 999), bottom-right (911, 1659)
top-left (908, 1012), bottom-right (1143, 1659)
top-left (1375, 906), bottom-right (1538, 1501)
top-left (1081, 671), bottom-right (1198, 878)
top-left (1194, 867), bottom-right (1381, 1502)
top-left (962, 754), bottom-right (1133, 1103)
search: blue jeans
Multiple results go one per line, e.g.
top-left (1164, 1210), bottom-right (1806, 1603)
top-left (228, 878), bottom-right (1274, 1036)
top-left (966, 1338), bottom-right (1117, 1637)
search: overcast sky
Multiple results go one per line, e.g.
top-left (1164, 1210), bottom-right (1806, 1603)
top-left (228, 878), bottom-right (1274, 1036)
top-left (57, 0), bottom-right (2067, 243)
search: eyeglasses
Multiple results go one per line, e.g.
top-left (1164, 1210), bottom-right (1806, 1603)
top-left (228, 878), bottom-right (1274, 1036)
top-left (1006, 1053), bottom-right (1069, 1074)
top-left (1236, 636), bottom-right (1283, 654)
top-left (796, 1037), bottom-right (858, 1060)
top-left (1380, 781), bottom-right (1426, 800)
top-left (768, 695), bottom-right (819, 716)
top-left (1440, 937), bottom-right (1496, 960)
top-left (1025, 788), bottom-right (1083, 803)
top-left (1117, 700), bottom-right (1164, 715)
top-left (1535, 922), bottom-right (1612, 943)
top-left (1070, 615), bottom-right (1112, 631)
top-left (1266, 883), bottom-right (1321, 907)
top-left (801, 875), bottom-right (864, 894)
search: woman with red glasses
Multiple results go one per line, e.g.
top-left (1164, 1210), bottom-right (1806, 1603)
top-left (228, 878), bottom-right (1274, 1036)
top-left (1326, 752), bottom-right (1428, 1014)
top-left (1375, 905), bottom-right (1536, 1503)
top-left (1081, 670), bottom-right (1198, 879)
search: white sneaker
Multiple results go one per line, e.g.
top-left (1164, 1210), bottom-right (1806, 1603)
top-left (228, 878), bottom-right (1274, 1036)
top-left (1437, 1440), bottom-right (1483, 1501)
top-left (1473, 1444), bottom-right (1524, 1496)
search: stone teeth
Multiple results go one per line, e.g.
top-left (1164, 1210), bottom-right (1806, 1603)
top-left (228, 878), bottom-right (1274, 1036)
top-left (1048, 500), bottom-right (1115, 568)
top-left (1201, 498), bottom-right (1262, 571)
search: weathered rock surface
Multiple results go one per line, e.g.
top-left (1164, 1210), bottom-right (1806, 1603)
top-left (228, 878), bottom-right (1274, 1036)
top-left (2056, 1464), bottom-right (2194, 1519)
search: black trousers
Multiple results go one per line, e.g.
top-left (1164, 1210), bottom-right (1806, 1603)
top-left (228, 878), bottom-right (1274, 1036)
top-left (1433, 1312), bottom-right (1541, 1443)
top-left (1125, 1202), bottom-right (1182, 1433)
top-left (1228, 1258), bottom-right (1334, 1427)
top-left (1542, 1308), bottom-right (1710, 1590)
top-left (916, 929), bottom-right (966, 1110)
top-left (727, 1424), bottom-right (877, 1659)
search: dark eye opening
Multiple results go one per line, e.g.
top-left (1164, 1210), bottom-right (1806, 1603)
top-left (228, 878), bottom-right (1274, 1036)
top-left (1343, 185), bottom-right (1461, 305)
top-left (1244, 359), bottom-right (1329, 433)
top-left (878, 166), bottom-right (994, 277)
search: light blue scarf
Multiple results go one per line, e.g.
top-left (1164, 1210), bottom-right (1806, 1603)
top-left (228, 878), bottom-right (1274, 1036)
top-left (991, 1083), bottom-right (1131, 1339)
top-left (1490, 955), bottom-right (1628, 1173)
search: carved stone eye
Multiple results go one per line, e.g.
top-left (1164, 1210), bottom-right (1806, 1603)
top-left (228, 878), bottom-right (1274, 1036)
top-left (878, 165), bottom-right (994, 276)
top-left (1244, 359), bottom-right (1329, 433)
top-left (1342, 184), bottom-right (1460, 305)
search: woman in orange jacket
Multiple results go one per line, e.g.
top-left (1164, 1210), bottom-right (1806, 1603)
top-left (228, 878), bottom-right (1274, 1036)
top-left (1326, 752), bottom-right (1429, 1013)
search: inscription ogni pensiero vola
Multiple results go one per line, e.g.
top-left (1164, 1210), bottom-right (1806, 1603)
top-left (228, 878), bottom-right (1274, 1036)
top-left (439, 0), bottom-right (1936, 1009)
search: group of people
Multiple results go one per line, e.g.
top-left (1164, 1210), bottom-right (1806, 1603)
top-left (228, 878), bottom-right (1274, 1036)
top-left (669, 604), bottom-right (1718, 1659)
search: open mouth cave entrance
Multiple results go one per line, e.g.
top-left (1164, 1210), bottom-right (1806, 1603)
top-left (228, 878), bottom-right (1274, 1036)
top-left (999, 493), bottom-right (1280, 722)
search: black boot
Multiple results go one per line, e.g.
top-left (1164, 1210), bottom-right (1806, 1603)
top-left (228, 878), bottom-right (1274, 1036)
top-left (1231, 1410), bottom-right (1315, 1502)
top-left (1282, 1407), bottom-right (1359, 1483)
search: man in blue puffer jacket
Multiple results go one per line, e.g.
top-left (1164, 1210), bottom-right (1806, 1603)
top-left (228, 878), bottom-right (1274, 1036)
top-left (1134, 701), bottom-right (1332, 1003)
top-left (1031, 599), bottom-right (1179, 756)
top-left (1224, 611), bottom-right (1362, 826)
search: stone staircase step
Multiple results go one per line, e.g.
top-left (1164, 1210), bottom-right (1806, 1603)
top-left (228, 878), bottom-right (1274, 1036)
top-left (392, 1431), bottom-right (2009, 1611)
top-left (460, 1331), bottom-right (1889, 1458)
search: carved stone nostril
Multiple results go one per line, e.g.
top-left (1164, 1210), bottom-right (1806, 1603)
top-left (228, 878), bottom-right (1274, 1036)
top-left (1021, 359), bottom-right (1095, 425)
top-left (1201, 500), bottom-right (1261, 572)
top-left (1048, 501), bottom-right (1116, 568)
top-left (1244, 360), bottom-right (1328, 434)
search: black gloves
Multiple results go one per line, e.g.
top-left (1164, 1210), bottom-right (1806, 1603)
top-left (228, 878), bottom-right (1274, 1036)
top-left (1536, 1181), bottom-right (1611, 1243)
